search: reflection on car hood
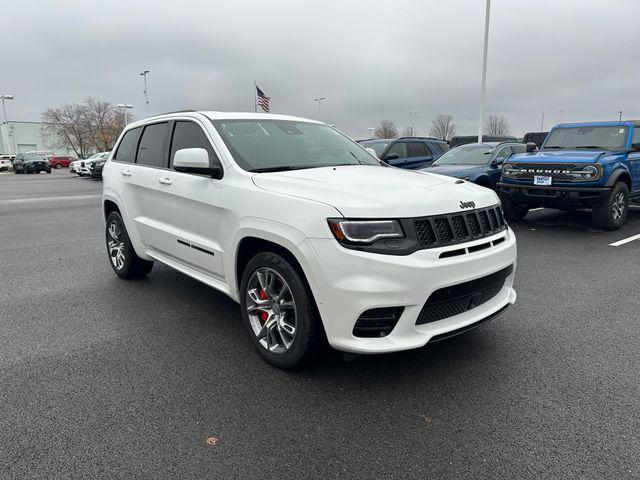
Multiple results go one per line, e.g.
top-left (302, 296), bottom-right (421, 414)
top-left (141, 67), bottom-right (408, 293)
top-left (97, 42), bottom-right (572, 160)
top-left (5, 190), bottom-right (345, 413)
top-left (251, 165), bottom-right (499, 217)
top-left (509, 150), bottom-right (613, 164)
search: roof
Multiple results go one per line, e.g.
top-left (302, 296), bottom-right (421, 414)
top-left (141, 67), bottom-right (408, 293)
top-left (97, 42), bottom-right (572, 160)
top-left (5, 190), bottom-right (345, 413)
top-left (125, 110), bottom-right (324, 129)
top-left (553, 120), bottom-right (640, 128)
top-left (456, 141), bottom-right (523, 149)
top-left (395, 136), bottom-right (448, 142)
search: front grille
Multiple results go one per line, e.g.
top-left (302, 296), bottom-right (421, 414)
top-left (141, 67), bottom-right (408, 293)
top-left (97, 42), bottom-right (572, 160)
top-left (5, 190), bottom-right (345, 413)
top-left (412, 205), bottom-right (506, 249)
top-left (353, 307), bottom-right (404, 337)
top-left (506, 162), bottom-right (584, 181)
top-left (415, 265), bottom-right (513, 325)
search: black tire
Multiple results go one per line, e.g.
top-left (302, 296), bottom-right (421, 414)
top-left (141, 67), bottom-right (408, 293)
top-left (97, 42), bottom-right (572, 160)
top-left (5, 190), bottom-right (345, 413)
top-left (54, 163), bottom-right (62, 169)
top-left (46, 169), bottom-right (51, 174)
top-left (105, 211), bottom-right (154, 279)
top-left (239, 252), bottom-right (326, 369)
top-left (592, 182), bottom-right (629, 230)
top-left (500, 193), bottom-right (529, 221)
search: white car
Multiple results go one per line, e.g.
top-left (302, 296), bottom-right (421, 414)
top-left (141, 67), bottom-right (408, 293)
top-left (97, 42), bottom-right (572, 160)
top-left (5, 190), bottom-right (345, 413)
top-left (102, 111), bottom-right (517, 368)
top-left (78, 152), bottom-right (110, 176)
top-left (0, 157), bottom-right (11, 172)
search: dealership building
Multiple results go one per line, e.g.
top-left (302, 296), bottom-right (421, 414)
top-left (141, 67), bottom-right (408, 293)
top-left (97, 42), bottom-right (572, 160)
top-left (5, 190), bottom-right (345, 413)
top-left (0, 121), bottom-right (74, 156)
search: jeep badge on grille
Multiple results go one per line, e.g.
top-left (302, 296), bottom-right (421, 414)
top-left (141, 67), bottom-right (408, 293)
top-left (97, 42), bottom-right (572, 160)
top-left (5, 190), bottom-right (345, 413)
top-left (459, 201), bottom-right (476, 209)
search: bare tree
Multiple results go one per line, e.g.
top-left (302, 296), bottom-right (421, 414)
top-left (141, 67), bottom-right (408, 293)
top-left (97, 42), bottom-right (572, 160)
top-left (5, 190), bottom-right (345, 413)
top-left (484, 114), bottom-right (510, 136)
top-left (42, 98), bottom-right (127, 158)
top-left (429, 114), bottom-right (457, 141)
top-left (374, 120), bottom-right (399, 139)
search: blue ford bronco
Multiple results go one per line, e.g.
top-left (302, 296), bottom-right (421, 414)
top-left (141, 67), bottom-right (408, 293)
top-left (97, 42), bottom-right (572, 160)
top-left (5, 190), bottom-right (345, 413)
top-left (497, 121), bottom-right (640, 230)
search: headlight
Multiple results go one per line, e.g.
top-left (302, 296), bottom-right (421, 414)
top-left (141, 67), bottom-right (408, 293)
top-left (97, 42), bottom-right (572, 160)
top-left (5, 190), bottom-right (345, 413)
top-left (502, 163), bottom-right (516, 176)
top-left (581, 165), bottom-right (598, 179)
top-left (327, 219), bottom-right (404, 244)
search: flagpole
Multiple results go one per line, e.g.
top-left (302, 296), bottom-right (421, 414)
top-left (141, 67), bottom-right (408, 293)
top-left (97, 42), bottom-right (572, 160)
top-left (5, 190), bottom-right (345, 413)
top-left (254, 81), bottom-right (257, 112)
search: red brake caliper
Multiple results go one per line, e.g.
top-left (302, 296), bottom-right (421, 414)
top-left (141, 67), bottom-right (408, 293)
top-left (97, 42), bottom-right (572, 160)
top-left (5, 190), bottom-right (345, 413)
top-left (259, 290), bottom-right (268, 323)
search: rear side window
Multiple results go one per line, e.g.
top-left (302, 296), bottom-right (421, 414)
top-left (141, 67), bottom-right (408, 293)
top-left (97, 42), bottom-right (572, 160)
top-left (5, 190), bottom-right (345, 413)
top-left (632, 127), bottom-right (640, 148)
top-left (137, 123), bottom-right (168, 168)
top-left (169, 121), bottom-right (217, 167)
top-left (114, 127), bottom-right (142, 163)
top-left (407, 142), bottom-right (430, 157)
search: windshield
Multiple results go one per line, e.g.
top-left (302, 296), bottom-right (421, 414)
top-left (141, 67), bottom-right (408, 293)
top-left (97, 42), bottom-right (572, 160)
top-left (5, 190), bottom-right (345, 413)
top-left (360, 140), bottom-right (390, 157)
top-left (211, 119), bottom-right (380, 172)
top-left (431, 145), bottom-right (493, 165)
top-left (544, 126), bottom-right (629, 150)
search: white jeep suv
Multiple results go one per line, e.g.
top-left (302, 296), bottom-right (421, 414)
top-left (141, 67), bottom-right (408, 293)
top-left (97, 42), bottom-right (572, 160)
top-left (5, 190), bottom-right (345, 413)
top-left (102, 111), bottom-right (517, 368)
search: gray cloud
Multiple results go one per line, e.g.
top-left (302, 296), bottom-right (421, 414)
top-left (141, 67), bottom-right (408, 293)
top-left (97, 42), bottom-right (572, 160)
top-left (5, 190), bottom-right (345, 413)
top-left (2, 0), bottom-right (639, 138)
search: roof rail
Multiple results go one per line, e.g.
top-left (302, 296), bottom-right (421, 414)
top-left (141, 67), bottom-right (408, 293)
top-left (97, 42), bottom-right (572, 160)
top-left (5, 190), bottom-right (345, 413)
top-left (396, 136), bottom-right (446, 142)
top-left (150, 109), bottom-right (198, 116)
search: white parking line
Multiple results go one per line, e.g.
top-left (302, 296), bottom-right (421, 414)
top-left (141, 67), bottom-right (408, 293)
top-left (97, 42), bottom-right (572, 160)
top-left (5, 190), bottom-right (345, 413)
top-left (0, 194), bottom-right (100, 204)
top-left (610, 233), bottom-right (640, 247)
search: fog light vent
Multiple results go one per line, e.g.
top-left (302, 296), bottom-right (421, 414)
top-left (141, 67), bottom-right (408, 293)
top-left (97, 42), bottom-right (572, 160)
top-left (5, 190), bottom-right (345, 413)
top-left (353, 307), bottom-right (404, 338)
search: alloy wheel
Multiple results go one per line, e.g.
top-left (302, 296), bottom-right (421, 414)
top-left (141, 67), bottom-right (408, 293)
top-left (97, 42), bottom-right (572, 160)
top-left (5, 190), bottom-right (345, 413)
top-left (245, 267), bottom-right (297, 354)
top-left (107, 220), bottom-right (126, 270)
top-left (612, 192), bottom-right (626, 222)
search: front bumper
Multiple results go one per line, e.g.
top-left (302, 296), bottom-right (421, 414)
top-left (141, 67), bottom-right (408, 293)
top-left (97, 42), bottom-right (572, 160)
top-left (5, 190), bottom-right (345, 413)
top-left (302, 228), bottom-right (517, 354)
top-left (497, 182), bottom-right (610, 206)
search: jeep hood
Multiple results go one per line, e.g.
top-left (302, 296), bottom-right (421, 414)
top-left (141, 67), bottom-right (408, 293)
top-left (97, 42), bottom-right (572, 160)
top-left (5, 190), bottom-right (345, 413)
top-left (251, 165), bottom-right (499, 218)
top-left (510, 150), bottom-right (610, 164)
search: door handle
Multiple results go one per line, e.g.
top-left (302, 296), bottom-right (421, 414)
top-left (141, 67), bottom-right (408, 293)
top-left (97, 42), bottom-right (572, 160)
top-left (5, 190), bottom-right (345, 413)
top-left (158, 177), bottom-right (173, 185)
top-left (121, 169), bottom-right (132, 176)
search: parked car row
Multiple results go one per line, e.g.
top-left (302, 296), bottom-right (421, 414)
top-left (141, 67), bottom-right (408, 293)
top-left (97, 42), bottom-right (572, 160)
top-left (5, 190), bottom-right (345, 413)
top-left (69, 152), bottom-right (110, 178)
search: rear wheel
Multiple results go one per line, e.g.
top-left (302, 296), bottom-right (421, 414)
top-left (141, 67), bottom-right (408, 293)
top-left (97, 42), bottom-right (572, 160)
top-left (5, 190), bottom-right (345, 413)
top-left (54, 163), bottom-right (62, 169)
top-left (592, 182), bottom-right (628, 230)
top-left (500, 193), bottom-right (529, 221)
top-left (105, 211), bottom-right (154, 279)
top-left (240, 252), bottom-right (326, 369)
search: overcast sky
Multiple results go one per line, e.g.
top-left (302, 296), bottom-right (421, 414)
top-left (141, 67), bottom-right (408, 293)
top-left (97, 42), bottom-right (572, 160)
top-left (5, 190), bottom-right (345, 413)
top-left (2, 0), bottom-right (639, 138)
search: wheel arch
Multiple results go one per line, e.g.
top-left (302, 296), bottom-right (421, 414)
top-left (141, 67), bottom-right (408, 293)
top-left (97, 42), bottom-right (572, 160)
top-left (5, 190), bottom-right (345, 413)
top-left (605, 167), bottom-right (632, 190)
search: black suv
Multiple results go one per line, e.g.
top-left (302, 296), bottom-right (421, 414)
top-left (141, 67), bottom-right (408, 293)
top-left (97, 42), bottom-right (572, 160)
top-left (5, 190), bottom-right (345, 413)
top-left (13, 153), bottom-right (51, 174)
top-left (358, 137), bottom-right (449, 169)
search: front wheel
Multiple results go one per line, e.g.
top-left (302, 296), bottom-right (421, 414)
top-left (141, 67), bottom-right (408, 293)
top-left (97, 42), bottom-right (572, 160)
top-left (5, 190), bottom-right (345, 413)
top-left (240, 252), bottom-right (326, 369)
top-left (105, 211), bottom-right (154, 278)
top-left (592, 182), bottom-right (629, 230)
top-left (500, 193), bottom-right (530, 221)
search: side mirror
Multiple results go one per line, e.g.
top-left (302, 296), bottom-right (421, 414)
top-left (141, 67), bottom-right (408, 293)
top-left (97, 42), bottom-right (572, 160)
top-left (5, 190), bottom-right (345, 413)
top-left (364, 147), bottom-right (378, 158)
top-left (173, 148), bottom-right (222, 179)
top-left (493, 157), bottom-right (506, 166)
top-left (526, 142), bottom-right (537, 153)
top-left (383, 153), bottom-right (399, 162)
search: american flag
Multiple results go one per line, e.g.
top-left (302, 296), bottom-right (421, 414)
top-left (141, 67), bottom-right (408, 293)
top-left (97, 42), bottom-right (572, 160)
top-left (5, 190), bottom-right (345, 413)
top-left (256, 85), bottom-right (270, 112)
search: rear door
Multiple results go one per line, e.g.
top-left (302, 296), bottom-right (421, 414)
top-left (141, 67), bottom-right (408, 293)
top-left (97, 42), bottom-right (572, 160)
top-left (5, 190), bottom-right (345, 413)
top-left (405, 141), bottom-right (433, 169)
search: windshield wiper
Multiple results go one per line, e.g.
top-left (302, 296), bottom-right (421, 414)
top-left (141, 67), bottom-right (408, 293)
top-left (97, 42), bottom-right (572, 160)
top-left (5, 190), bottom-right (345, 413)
top-left (574, 146), bottom-right (604, 150)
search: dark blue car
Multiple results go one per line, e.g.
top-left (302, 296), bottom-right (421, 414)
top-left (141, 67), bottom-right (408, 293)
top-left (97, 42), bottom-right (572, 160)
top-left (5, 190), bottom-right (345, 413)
top-left (359, 137), bottom-right (449, 169)
top-left (421, 141), bottom-right (526, 189)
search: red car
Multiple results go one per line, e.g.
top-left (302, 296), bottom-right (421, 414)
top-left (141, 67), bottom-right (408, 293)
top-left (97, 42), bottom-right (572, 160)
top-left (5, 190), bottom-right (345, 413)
top-left (49, 155), bottom-right (76, 169)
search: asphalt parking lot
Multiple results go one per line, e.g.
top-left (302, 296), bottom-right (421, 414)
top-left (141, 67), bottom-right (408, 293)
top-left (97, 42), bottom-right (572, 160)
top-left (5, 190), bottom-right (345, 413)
top-left (1, 169), bottom-right (639, 479)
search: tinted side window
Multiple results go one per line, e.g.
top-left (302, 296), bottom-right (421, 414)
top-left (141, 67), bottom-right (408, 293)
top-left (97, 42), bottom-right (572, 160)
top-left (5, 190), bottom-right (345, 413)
top-left (169, 121), bottom-right (217, 167)
top-left (386, 142), bottom-right (408, 158)
top-left (114, 127), bottom-right (142, 163)
top-left (137, 123), bottom-right (168, 168)
top-left (407, 142), bottom-right (430, 157)
top-left (632, 127), bottom-right (640, 147)
top-left (495, 146), bottom-right (512, 161)
top-left (511, 144), bottom-right (526, 154)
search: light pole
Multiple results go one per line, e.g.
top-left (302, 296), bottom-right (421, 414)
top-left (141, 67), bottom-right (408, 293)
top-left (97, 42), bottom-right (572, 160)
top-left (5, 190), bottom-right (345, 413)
top-left (1, 94), bottom-right (14, 124)
top-left (540, 112), bottom-right (545, 131)
top-left (117, 104), bottom-right (134, 126)
top-left (618, 111), bottom-right (623, 122)
top-left (478, 0), bottom-right (491, 143)
top-left (409, 111), bottom-right (420, 136)
top-left (313, 97), bottom-right (326, 116)
top-left (140, 70), bottom-right (150, 113)
top-left (367, 127), bottom-right (375, 138)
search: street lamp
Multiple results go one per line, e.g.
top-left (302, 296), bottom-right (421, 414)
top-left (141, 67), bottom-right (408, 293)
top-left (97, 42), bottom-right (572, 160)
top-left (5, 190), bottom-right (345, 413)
top-left (409, 111), bottom-right (420, 136)
top-left (313, 97), bottom-right (326, 116)
top-left (1, 94), bottom-right (14, 124)
top-left (140, 70), bottom-right (150, 112)
top-left (618, 111), bottom-right (623, 122)
top-left (117, 104), bottom-right (134, 126)
top-left (367, 127), bottom-right (375, 137)
top-left (477, 0), bottom-right (491, 142)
